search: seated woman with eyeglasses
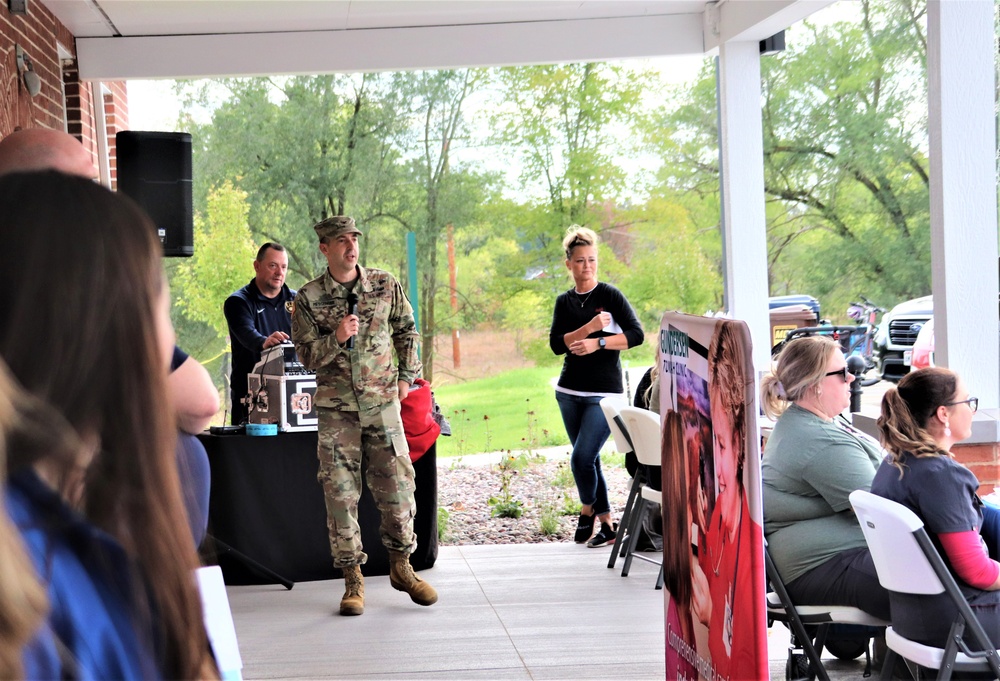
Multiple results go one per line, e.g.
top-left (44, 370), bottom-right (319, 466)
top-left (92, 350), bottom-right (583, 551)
top-left (760, 336), bottom-right (890, 619)
top-left (872, 368), bottom-right (1000, 647)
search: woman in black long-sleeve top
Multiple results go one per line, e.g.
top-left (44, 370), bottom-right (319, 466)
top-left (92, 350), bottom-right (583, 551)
top-left (549, 226), bottom-right (644, 547)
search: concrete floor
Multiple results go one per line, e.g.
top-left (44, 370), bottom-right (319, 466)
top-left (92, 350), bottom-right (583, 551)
top-left (223, 381), bottom-right (893, 680)
top-left (225, 543), bottom-right (875, 680)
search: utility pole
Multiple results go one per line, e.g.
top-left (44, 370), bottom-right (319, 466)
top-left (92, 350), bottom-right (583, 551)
top-left (447, 223), bottom-right (460, 369)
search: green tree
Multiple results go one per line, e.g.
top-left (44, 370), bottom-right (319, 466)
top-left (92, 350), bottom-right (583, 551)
top-left (657, 0), bottom-right (931, 315)
top-left (491, 63), bottom-right (658, 233)
top-left (401, 70), bottom-right (487, 382)
top-left (174, 181), bottom-right (259, 338)
top-left (615, 196), bottom-right (722, 328)
top-left (181, 73), bottom-right (413, 284)
top-left (179, 71), bottom-right (493, 382)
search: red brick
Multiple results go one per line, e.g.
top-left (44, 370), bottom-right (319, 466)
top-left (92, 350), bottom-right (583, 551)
top-left (954, 442), bottom-right (999, 466)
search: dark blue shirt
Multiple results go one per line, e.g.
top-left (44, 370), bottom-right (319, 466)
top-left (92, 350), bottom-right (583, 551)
top-left (8, 469), bottom-right (159, 680)
top-left (170, 345), bottom-right (210, 546)
top-left (223, 278), bottom-right (295, 423)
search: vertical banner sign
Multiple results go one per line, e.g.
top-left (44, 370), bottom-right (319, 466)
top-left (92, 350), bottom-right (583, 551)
top-left (659, 312), bottom-right (766, 681)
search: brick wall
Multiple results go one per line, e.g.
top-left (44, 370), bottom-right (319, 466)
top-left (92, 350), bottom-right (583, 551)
top-left (1, 0), bottom-right (63, 132)
top-left (1, 0), bottom-right (129, 175)
top-left (105, 82), bottom-right (128, 188)
top-left (839, 407), bottom-right (1000, 499)
top-left (953, 441), bottom-right (1000, 496)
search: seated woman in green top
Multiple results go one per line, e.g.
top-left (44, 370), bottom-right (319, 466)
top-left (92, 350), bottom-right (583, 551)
top-left (760, 336), bottom-right (890, 619)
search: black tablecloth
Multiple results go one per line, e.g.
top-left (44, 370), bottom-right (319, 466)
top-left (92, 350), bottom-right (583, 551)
top-left (199, 431), bottom-right (437, 585)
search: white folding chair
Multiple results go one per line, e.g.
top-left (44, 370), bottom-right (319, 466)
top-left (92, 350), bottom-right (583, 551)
top-left (850, 490), bottom-right (1000, 681)
top-left (617, 406), bottom-right (664, 589)
top-left (599, 396), bottom-right (643, 569)
top-left (764, 541), bottom-right (888, 681)
top-left (196, 566), bottom-right (244, 681)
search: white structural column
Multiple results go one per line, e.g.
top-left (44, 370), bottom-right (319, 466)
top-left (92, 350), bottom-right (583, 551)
top-left (717, 41), bottom-right (771, 372)
top-left (927, 0), bottom-right (999, 409)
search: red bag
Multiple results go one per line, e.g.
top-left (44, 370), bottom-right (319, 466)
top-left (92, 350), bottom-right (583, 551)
top-left (399, 378), bottom-right (441, 462)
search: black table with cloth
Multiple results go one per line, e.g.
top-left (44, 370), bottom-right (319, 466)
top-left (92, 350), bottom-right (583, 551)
top-left (198, 431), bottom-right (438, 585)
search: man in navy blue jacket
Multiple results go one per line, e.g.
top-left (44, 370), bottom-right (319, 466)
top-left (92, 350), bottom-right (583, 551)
top-left (224, 243), bottom-right (295, 424)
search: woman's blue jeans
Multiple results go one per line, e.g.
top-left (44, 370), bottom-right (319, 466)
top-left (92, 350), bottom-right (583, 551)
top-left (555, 391), bottom-right (612, 516)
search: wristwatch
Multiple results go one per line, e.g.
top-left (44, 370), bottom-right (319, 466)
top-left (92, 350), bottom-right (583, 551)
top-left (598, 337), bottom-right (607, 350)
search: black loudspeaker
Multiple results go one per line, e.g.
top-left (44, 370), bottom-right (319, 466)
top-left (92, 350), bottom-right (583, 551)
top-left (116, 131), bottom-right (193, 257)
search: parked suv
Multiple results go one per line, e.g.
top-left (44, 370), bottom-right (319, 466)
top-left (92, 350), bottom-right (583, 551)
top-left (873, 295), bottom-right (933, 381)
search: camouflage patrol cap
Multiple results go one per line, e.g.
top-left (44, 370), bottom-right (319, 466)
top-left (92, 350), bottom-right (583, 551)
top-left (313, 216), bottom-right (362, 240)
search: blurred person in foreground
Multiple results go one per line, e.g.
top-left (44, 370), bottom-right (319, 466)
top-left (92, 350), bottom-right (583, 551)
top-left (292, 216), bottom-right (435, 617)
top-left (0, 126), bottom-right (218, 547)
top-left (0, 127), bottom-right (97, 177)
top-left (872, 368), bottom-right (1000, 649)
top-left (0, 171), bottom-right (214, 678)
top-left (0, 360), bottom-right (47, 680)
top-left (548, 225), bottom-right (644, 548)
top-left (760, 335), bottom-right (890, 620)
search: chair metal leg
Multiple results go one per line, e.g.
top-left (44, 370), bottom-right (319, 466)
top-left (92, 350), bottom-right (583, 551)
top-left (878, 649), bottom-right (897, 681)
top-left (621, 497), bottom-right (646, 578)
top-left (609, 470), bottom-right (644, 569)
top-left (655, 564), bottom-right (664, 590)
top-left (810, 623), bottom-right (831, 681)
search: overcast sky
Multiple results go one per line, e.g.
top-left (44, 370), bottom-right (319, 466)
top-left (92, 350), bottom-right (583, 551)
top-left (126, 54), bottom-right (708, 132)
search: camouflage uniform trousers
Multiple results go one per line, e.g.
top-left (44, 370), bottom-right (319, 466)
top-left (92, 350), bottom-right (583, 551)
top-left (316, 401), bottom-right (417, 568)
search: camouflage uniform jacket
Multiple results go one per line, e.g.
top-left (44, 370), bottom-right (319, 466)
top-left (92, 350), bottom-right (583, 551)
top-left (291, 265), bottom-right (421, 411)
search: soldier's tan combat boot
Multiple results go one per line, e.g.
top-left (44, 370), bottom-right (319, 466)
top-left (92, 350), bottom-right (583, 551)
top-left (388, 551), bottom-right (438, 606)
top-left (339, 564), bottom-right (365, 616)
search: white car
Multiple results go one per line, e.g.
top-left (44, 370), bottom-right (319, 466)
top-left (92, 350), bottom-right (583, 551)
top-left (874, 295), bottom-right (933, 381)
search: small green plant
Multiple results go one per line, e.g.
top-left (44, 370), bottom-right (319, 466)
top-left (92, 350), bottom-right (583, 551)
top-left (483, 413), bottom-right (493, 453)
top-left (561, 489), bottom-right (582, 516)
top-left (550, 461), bottom-right (581, 515)
top-left (523, 399), bottom-right (539, 456)
top-left (551, 461), bottom-right (575, 489)
top-left (538, 499), bottom-right (560, 535)
top-left (448, 456), bottom-right (464, 470)
top-left (488, 453), bottom-right (524, 518)
top-left (437, 507), bottom-right (450, 541)
top-left (451, 408), bottom-right (470, 458)
top-left (505, 451), bottom-right (542, 472)
top-left (602, 451), bottom-right (626, 468)
top-left (540, 427), bottom-right (559, 446)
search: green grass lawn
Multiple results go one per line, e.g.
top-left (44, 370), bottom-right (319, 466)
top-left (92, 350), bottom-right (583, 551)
top-left (433, 365), bottom-right (571, 458)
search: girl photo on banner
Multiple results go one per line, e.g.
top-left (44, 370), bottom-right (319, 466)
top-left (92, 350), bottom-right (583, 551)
top-left (660, 314), bottom-right (767, 681)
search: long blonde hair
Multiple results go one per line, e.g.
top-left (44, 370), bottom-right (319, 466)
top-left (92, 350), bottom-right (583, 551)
top-left (760, 336), bottom-right (841, 420)
top-left (708, 320), bottom-right (749, 481)
top-left (0, 362), bottom-right (47, 680)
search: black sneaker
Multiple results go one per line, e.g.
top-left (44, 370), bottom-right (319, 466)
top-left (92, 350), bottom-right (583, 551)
top-left (574, 512), bottom-right (595, 543)
top-left (587, 521), bottom-right (617, 548)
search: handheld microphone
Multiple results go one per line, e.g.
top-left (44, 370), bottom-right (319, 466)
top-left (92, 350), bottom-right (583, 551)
top-left (346, 293), bottom-right (359, 349)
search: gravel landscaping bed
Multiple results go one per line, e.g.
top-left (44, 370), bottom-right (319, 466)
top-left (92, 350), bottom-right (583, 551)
top-left (436, 457), bottom-right (632, 545)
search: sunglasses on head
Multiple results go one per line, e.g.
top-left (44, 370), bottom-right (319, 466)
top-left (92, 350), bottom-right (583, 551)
top-left (824, 366), bottom-right (851, 382)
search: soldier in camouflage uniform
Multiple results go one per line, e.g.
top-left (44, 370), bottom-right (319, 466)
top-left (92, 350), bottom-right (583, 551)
top-left (291, 215), bottom-right (437, 616)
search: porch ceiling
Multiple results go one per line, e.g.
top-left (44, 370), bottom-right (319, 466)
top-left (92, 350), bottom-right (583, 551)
top-left (39, 0), bottom-right (835, 80)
